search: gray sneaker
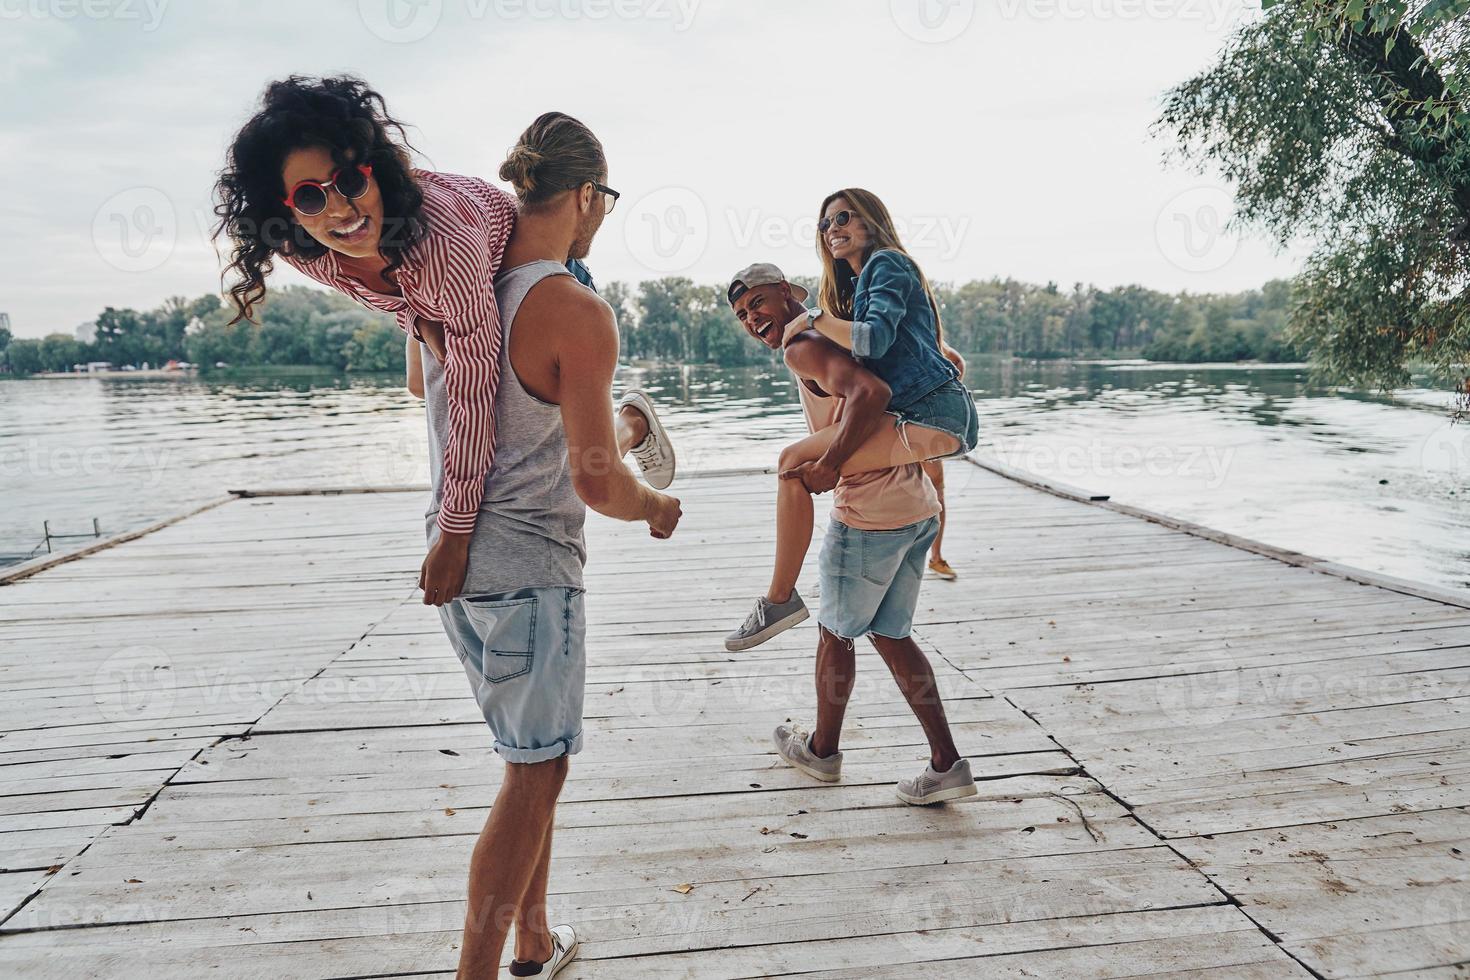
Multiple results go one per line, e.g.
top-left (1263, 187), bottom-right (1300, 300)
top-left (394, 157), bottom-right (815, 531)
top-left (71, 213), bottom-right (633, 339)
top-left (617, 389), bottom-right (676, 490)
top-left (725, 591), bottom-right (809, 652)
top-left (897, 758), bottom-right (978, 805)
top-left (773, 724), bottom-right (842, 782)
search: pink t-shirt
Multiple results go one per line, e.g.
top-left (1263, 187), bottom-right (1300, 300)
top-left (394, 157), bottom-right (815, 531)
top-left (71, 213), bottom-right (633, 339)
top-left (794, 371), bottom-right (941, 531)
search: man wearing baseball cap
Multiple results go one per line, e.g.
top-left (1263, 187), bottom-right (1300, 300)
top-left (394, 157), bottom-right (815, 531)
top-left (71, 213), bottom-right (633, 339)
top-left (726, 263), bottom-right (976, 806)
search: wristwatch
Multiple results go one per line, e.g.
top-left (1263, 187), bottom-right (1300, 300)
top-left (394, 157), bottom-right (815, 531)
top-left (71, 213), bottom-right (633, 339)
top-left (805, 307), bottom-right (823, 330)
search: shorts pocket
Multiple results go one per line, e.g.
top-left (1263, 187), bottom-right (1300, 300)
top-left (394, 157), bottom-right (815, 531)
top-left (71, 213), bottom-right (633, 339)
top-left (463, 595), bottom-right (537, 683)
top-left (857, 527), bottom-right (911, 587)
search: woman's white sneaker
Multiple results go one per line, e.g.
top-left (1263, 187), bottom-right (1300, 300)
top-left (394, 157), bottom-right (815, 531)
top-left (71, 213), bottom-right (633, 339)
top-left (617, 389), bottom-right (676, 490)
top-left (897, 758), bottom-right (977, 805)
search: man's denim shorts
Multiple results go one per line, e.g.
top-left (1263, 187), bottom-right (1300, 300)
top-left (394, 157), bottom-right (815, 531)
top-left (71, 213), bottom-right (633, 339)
top-left (438, 585), bottom-right (586, 764)
top-left (889, 377), bottom-right (979, 459)
top-left (818, 516), bottom-right (941, 641)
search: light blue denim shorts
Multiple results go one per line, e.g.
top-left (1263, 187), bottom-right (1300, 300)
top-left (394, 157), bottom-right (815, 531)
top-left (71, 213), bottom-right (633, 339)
top-left (818, 516), bottom-right (941, 640)
top-left (889, 377), bottom-right (980, 459)
top-left (439, 585), bottom-right (586, 764)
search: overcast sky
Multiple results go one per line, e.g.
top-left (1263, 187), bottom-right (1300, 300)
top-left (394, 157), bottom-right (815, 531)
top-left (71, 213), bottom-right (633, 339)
top-left (1, 0), bottom-right (1301, 337)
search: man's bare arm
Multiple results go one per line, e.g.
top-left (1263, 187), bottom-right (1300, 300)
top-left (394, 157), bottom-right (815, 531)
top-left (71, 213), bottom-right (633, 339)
top-left (783, 330), bottom-right (892, 472)
top-left (546, 283), bottom-right (681, 537)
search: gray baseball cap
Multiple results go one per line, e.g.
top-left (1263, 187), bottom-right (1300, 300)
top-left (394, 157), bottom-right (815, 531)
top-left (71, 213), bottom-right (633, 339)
top-left (727, 262), bottom-right (809, 307)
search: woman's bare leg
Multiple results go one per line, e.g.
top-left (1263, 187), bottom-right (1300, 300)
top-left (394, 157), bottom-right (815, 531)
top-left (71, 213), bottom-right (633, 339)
top-left (767, 444), bottom-right (814, 603)
top-left (615, 405), bottom-right (649, 457)
top-left (766, 420), bottom-right (959, 603)
top-left (921, 459), bottom-right (948, 563)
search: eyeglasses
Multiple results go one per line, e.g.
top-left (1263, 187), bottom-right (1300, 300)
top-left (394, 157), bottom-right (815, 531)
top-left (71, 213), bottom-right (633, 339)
top-left (818, 210), bottom-right (855, 234)
top-left (590, 181), bottom-right (620, 215)
top-left (282, 164), bottom-right (373, 216)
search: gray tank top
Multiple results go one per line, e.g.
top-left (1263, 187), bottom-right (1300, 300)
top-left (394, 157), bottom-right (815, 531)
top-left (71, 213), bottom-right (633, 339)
top-left (422, 259), bottom-right (587, 595)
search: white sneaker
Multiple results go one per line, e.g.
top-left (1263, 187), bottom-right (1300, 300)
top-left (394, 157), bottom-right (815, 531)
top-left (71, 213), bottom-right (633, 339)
top-left (897, 758), bottom-right (977, 806)
top-left (512, 923), bottom-right (579, 978)
top-left (617, 389), bottom-right (676, 490)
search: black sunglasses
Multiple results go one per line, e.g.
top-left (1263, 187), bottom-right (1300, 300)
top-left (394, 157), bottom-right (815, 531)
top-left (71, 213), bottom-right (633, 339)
top-left (818, 210), bottom-right (855, 234)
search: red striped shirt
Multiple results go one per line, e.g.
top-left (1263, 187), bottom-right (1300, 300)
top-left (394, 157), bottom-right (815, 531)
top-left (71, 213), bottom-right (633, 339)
top-left (278, 169), bottom-right (516, 536)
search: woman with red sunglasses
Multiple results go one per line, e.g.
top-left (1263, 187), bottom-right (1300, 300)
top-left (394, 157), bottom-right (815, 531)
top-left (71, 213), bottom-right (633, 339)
top-left (215, 74), bottom-right (522, 605)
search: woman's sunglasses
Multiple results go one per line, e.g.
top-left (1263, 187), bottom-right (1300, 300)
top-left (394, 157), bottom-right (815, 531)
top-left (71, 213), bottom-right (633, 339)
top-left (818, 210), bottom-right (855, 234)
top-left (283, 164), bottom-right (373, 216)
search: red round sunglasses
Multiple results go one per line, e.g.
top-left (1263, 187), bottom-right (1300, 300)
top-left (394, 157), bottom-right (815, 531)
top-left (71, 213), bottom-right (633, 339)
top-left (282, 164), bottom-right (373, 215)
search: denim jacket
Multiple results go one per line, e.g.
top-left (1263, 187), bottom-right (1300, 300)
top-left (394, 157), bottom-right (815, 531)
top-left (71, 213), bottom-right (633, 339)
top-left (849, 249), bottom-right (956, 410)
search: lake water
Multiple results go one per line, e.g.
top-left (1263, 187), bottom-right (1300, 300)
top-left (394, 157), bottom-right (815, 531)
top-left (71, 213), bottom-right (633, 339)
top-left (1, 357), bottom-right (1466, 594)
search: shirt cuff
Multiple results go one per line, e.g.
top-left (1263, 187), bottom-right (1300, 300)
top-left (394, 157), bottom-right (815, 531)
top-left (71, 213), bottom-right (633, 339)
top-left (436, 506), bottom-right (478, 536)
top-left (851, 320), bottom-right (875, 358)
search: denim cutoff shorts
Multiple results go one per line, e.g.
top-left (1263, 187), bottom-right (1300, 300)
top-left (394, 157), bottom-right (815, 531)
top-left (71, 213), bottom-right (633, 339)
top-left (439, 585), bottom-right (586, 764)
top-left (888, 377), bottom-right (979, 459)
top-left (818, 516), bottom-right (941, 640)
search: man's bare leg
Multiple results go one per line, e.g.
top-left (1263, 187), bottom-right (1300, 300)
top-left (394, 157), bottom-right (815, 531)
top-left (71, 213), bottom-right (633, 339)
top-left (457, 757), bottom-right (568, 980)
top-left (809, 626), bottom-right (857, 759)
top-left (868, 634), bottom-right (961, 772)
top-left (509, 820), bottom-right (556, 966)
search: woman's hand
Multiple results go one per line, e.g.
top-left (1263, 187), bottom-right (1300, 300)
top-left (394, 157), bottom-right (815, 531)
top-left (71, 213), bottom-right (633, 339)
top-left (781, 310), bottom-right (810, 349)
top-left (941, 343), bottom-right (966, 379)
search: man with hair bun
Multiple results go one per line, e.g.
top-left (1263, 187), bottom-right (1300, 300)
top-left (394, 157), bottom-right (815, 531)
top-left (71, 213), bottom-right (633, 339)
top-left (425, 111), bottom-right (681, 978)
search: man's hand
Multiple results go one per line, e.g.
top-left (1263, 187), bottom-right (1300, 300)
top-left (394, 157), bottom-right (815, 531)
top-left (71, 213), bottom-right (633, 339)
top-left (781, 458), bottom-right (840, 495)
top-left (647, 493), bottom-right (682, 539)
top-left (419, 531), bottom-right (471, 606)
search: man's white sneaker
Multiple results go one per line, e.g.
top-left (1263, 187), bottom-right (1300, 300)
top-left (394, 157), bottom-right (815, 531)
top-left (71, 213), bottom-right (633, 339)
top-left (510, 923), bottom-right (579, 978)
top-left (617, 389), bottom-right (676, 490)
top-left (896, 758), bottom-right (978, 806)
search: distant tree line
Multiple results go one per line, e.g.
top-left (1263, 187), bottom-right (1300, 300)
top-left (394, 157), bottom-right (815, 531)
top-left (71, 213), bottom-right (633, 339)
top-left (0, 287), bottom-right (404, 375)
top-left (607, 276), bottom-right (1303, 365)
top-left (1, 276), bottom-right (1303, 378)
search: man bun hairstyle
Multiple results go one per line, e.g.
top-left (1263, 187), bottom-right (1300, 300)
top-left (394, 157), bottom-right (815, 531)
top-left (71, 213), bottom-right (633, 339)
top-left (499, 112), bottom-right (605, 212)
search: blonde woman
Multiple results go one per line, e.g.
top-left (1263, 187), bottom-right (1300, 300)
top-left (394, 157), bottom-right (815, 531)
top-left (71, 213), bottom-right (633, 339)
top-left (725, 188), bottom-right (978, 651)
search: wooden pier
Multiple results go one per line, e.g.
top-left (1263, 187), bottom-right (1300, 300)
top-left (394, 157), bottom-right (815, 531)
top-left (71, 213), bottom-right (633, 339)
top-left (1, 461), bottom-right (1467, 977)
